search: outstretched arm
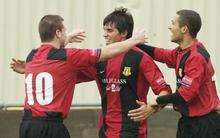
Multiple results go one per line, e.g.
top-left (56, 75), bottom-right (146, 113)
top-left (10, 30), bottom-right (87, 74)
top-left (98, 29), bottom-right (147, 62)
top-left (137, 44), bottom-right (178, 68)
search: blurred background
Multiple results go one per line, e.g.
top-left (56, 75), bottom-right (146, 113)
top-left (0, 0), bottom-right (219, 137)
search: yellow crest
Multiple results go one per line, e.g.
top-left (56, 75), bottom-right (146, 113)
top-left (122, 67), bottom-right (131, 76)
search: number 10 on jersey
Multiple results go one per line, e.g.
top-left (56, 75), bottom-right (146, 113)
top-left (25, 72), bottom-right (53, 106)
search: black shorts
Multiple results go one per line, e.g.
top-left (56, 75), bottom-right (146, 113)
top-left (19, 110), bottom-right (70, 138)
top-left (177, 111), bottom-right (220, 138)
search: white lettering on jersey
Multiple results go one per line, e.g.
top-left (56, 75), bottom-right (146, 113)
top-left (25, 72), bottom-right (53, 106)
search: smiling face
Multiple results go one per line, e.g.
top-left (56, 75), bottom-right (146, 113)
top-left (168, 15), bottom-right (184, 44)
top-left (102, 7), bottom-right (134, 45)
top-left (103, 23), bottom-right (127, 45)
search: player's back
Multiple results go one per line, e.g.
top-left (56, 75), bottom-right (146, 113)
top-left (25, 44), bottom-right (76, 118)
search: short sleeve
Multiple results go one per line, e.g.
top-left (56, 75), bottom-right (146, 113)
top-left (140, 54), bottom-right (171, 95)
top-left (178, 55), bottom-right (205, 102)
top-left (66, 48), bottom-right (101, 70)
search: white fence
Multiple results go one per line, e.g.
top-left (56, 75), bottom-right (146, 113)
top-left (0, 0), bottom-right (219, 107)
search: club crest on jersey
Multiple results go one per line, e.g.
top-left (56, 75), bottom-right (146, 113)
top-left (122, 67), bottom-right (131, 76)
top-left (178, 68), bottom-right (183, 77)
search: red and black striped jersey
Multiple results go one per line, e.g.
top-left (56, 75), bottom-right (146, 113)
top-left (139, 41), bottom-right (220, 117)
top-left (77, 47), bottom-right (171, 138)
top-left (24, 44), bottom-right (100, 118)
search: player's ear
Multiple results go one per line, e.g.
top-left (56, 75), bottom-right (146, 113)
top-left (121, 30), bottom-right (128, 39)
top-left (181, 25), bottom-right (188, 34)
top-left (55, 29), bottom-right (62, 39)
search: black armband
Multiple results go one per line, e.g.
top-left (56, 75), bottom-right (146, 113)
top-left (156, 92), bottom-right (186, 105)
top-left (137, 44), bottom-right (155, 58)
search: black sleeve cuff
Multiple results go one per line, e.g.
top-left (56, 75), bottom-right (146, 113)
top-left (136, 44), bottom-right (155, 58)
top-left (156, 92), bottom-right (186, 105)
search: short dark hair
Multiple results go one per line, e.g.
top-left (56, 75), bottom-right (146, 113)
top-left (103, 7), bottom-right (134, 39)
top-left (177, 9), bottom-right (202, 38)
top-left (38, 15), bottom-right (64, 42)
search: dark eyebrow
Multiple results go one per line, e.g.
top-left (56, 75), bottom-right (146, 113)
top-left (104, 27), bottom-right (113, 31)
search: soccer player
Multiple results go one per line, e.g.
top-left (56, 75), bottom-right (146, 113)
top-left (11, 9), bottom-right (171, 138)
top-left (12, 14), bottom-right (146, 138)
top-left (131, 9), bottom-right (220, 138)
top-left (70, 8), bottom-right (171, 138)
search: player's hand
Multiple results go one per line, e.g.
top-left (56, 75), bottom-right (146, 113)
top-left (131, 29), bottom-right (148, 44)
top-left (149, 99), bottom-right (164, 113)
top-left (149, 98), bottom-right (160, 108)
top-left (66, 29), bottom-right (86, 44)
top-left (10, 58), bottom-right (26, 74)
top-left (128, 100), bottom-right (157, 122)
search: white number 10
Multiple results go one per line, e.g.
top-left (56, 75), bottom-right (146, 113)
top-left (25, 72), bottom-right (53, 105)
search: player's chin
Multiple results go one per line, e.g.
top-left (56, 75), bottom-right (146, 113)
top-left (60, 45), bottom-right (65, 48)
top-left (106, 42), bottom-right (111, 46)
top-left (170, 37), bottom-right (177, 43)
top-left (170, 35), bottom-right (174, 41)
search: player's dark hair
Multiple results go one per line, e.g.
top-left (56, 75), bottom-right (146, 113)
top-left (38, 15), bottom-right (64, 42)
top-left (177, 9), bottom-right (201, 38)
top-left (103, 7), bottom-right (134, 39)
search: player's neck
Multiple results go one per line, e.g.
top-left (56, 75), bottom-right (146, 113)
top-left (41, 39), bottom-right (61, 49)
top-left (179, 36), bottom-right (195, 50)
